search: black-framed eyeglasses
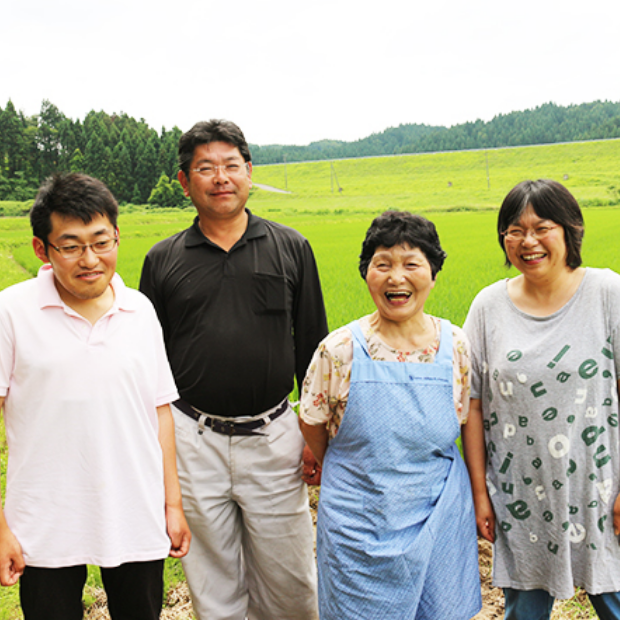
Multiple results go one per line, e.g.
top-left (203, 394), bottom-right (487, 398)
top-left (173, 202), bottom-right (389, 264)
top-left (50, 237), bottom-right (118, 259)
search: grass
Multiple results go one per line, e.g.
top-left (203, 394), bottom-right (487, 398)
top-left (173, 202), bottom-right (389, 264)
top-left (251, 138), bottom-right (620, 213)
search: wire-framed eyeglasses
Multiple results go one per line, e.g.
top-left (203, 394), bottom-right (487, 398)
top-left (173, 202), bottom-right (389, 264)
top-left (50, 237), bottom-right (118, 259)
top-left (501, 225), bottom-right (559, 242)
top-left (190, 162), bottom-right (250, 178)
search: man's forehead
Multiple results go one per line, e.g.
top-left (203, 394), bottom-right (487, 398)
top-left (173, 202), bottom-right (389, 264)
top-left (192, 141), bottom-right (244, 162)
top-left (49, 212), bottom-right (114, 238)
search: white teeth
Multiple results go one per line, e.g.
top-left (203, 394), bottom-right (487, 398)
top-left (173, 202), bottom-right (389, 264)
top-left (385, 291), bottom-right (411, 299)
top-left (523, 253), bottom-right (545, 260)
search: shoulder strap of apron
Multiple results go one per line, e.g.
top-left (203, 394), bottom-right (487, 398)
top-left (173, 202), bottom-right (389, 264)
top-left (436, 319), bottom-right (453, 366)
top-left (348, 320), bottom-right (372, 360)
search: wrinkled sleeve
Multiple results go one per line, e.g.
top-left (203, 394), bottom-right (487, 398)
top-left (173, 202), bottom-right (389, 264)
top-left (299, 327), bottom-right (353, 437)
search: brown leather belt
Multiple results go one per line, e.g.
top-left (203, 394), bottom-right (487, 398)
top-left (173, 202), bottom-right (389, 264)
top-left (174, 398), bottom-right (288, 436)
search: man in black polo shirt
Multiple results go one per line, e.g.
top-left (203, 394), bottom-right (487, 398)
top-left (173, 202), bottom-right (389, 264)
top-left (139, 120), bottom-right (327, 620)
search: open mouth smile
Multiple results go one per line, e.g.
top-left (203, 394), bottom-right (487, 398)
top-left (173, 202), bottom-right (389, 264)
top-left (522, 253), bottom-right (546, 262)
top-left (385, 291), bottom-right (412, 302)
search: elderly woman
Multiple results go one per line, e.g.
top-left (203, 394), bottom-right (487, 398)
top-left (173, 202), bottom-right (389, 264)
top-left (300, 211), bottom-right (481, 620)
top-left (463, 179), bottom-right (620, 620)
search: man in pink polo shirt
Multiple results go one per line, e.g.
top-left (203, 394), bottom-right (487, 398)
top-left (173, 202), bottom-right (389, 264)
top-left (0, 173), bottom-right (191, 619)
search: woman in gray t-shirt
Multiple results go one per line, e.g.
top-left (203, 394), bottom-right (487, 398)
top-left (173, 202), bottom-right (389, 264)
top-left (463, 179), bottom-right (620, 620)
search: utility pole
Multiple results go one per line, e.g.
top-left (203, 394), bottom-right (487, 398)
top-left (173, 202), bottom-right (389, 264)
top-left (485, 150), bottom-right (490, 190)
top-left (331, 162), bottom-right (341, 194)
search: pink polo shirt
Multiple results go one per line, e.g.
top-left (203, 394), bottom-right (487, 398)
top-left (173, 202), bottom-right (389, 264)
top-left (0, 265), bottom-right (179, 567)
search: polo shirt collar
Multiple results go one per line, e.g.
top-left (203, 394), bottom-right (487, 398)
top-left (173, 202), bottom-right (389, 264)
top-left (185, 209), bottom-right (267, 249)
top-left (37, 264), bottom-right (137, 313)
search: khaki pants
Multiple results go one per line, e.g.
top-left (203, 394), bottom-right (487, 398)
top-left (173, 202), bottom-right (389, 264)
top-left (172, 404), bottom-right (318, 620)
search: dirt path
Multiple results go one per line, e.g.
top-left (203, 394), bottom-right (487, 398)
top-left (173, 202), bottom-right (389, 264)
top-left (253, 182), bottom-right (292, 194)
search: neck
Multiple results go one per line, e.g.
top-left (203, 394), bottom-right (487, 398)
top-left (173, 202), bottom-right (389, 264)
top-left (522, 265), bottom-right (583, 298)
top-left (369, 311), bottom-right (436, 351)
top-left (198, 210), bottom-right (248, 252)
top-left (56, 283), bottom-right (115, 326)
top-left (510, 267), bottom-right (586, 316)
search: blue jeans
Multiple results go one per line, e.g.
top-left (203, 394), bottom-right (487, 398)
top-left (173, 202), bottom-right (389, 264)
top-left (504, 588), bottom-right (620, 620)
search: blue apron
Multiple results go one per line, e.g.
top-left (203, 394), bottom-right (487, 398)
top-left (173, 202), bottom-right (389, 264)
top-left (317, 319), bottom-right (481, 619)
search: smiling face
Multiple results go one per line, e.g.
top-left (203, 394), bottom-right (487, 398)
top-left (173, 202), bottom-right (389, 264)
top-left (178, 141), bottom-right (252, 224)
top-left (33, 212), bottom-right (118, 306)
top-left (503, 205), bottom-right (568, 280)
top-left (365, 243), bottom-right (435, 326)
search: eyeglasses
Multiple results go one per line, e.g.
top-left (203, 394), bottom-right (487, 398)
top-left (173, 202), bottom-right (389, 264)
top-left (501, 225), bottom-right (559, 242)
top-left (190, 162), bottom-right (250, 178)
top-left (50, 237), bottom-right (118, 259)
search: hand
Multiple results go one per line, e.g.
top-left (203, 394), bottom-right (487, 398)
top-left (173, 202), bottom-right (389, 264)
top-left (0, 526), bottom-right (25, 587)
top-left (473, 491), bottom-right (496, 543)
top-left (614, 492), bottom-right (620, 537)
top-left (302, 444), bottom-right (322, 485)
top-left (166, 505), bottom-right (192, 559)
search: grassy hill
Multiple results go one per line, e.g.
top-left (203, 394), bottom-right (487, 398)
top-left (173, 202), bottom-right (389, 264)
top-left (250, 138), bottom-right (620, 215)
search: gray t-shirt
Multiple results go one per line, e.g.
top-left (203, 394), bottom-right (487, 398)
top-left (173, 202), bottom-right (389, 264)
top-left (464, 268), bottom-right (620, 598)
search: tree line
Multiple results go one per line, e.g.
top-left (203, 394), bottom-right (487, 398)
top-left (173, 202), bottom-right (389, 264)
top-left (0, 100), bottom-right (185, 205)
top-left (252, 100), bottom-right (620, 164)
top-left (1, 99), bottom-right (620, 203)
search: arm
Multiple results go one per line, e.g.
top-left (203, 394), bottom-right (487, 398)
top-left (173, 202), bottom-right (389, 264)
top-left (157, 404), bottom-right (191, 558)
top-left (292, 240), bottom-right (329, 390)
top-left (0, 397), bottom-right (25, 586)
top-left (462, 398), bottom-right (495, 543)
top-left (139, 253), bottom-right (170, 341)
top-left (614, 379), bottom-right (620, 537)
top-left (300, 420), bottom-right (329, 469)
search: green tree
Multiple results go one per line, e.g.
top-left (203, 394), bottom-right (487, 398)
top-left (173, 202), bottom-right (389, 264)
top-left (131, 182), bottom-right (142, 205)
top-left (36, 100), bottom-right (65, 180)
top-left (70, 148), bottom-right (84, 172)
top-left (134, 135), bottom-right (159, 203)
top-left (147, 174), bottom-right (188, 208)
top-left (110, 141), bottom-right (134, 202)
top-left (84, 131), bottom-right (106, 179)
top-left (0, 100), bottom-right (27, 178)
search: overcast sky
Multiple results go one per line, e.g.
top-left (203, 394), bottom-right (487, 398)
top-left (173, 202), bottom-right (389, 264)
top-left (3, 0), bottom-right (619, 146)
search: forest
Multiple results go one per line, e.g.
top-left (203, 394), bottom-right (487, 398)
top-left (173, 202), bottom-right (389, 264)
top-left (1, 98), bottom-right (620, 203)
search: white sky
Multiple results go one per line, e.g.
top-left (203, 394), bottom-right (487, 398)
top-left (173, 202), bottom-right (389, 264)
top-left (2, 0), bottom-right (620, 146)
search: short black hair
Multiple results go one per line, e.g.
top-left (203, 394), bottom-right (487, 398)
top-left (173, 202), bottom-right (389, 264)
top-left (30, 173), bottom-right (119, 248)
top-left (178, 119), bottom-right (251, 177)
top-left (359, 210), bottom-right (447, 280)
top-left (497, 179), bottom-right (584, 269)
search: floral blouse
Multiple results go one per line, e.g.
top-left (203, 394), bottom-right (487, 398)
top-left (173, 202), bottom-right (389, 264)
top-left (300, 314), bottom-right (471, 439)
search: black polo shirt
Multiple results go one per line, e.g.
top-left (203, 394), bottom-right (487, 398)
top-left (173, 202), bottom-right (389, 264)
top-left (139, 210), bottom-right (328, 417)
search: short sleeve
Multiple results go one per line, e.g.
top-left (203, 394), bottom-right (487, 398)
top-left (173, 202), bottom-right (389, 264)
top-left (0, 298), bottom-right (15, 397)
top-left (599, 269), bottom-right (620, 378)
top-left (299, 326), bottom-right (353, 437)
top-left (463, 289), bottom-right (488, 401)
top-left (146, 299), bottom-right (178, 407)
